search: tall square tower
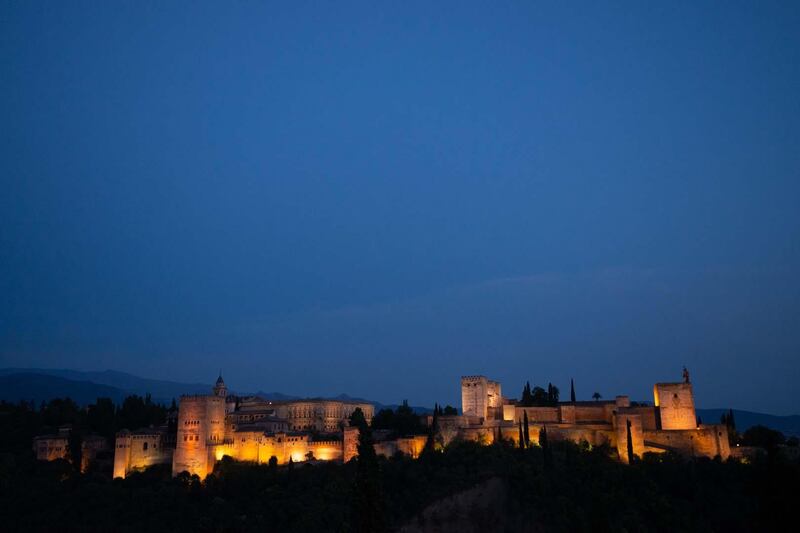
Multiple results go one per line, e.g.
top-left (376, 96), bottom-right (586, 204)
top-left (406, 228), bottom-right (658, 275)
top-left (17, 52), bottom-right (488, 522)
top-left (461, 376), bottom-right (502, 420)
top-left (653, 382), bottom-right (696, 430)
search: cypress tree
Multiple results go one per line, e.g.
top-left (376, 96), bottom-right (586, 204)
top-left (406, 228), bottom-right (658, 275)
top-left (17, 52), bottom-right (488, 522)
top-left (424, 404), bottom-right (439, 455)
top-left (570, 378), bottom-right (576, 403)
top-left (725, 408), bottom-right (737, 446)
top-left (352, 424), bottom-right (386, 533)
top-left (521, 381), bottom-right (533, 406)
top-left (523, 410), bottom-right (530, 447)
top-left (626, 419), bottom-right (635, 464)
top-left (540, 425), bottom-right (550, 469)
top-left (518, 421), bottom-right (525, 449)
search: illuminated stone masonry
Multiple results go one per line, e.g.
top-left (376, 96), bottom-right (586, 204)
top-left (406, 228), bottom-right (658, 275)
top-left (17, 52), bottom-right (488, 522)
top-left (106, 370), bottom-right (730, 478)
top-left (112, 375), bottom-right (375, 478)
top-left (452, 372), bottom-right (729, 464)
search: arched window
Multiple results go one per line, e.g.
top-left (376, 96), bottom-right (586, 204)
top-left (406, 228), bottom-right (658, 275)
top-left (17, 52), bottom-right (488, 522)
top-left (143, 442), bottom-right (148, 451)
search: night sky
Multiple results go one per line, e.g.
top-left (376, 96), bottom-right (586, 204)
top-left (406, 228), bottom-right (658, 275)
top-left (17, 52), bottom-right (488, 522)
top-left (2, 2), bottom-right (799, 414)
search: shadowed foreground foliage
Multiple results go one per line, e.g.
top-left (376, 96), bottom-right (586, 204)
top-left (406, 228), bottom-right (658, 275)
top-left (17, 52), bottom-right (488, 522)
top-left (1, 434), bottom-right (797, 532)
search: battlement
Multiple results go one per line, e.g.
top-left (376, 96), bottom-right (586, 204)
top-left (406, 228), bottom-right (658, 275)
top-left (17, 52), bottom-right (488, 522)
top-left (179, 394), bottom-right (224, 403)
top-left (122, 370), bottom-right (726, 481)
top-left (309, 440), bottom-right (342, 447)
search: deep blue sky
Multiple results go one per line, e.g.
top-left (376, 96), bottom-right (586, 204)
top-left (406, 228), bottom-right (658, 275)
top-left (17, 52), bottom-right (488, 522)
top-left (2, 2), bottom-right (799, 414)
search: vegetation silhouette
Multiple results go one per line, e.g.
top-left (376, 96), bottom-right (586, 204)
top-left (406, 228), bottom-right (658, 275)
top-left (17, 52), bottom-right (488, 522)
top-left (1, 398), bottom-right (798, 531)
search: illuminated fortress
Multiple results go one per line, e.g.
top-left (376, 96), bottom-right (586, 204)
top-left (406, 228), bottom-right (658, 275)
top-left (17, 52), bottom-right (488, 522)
top-left (448, 373), bottom-right (729, 463)
top-left (112, 371), bottom-right (729, 479)
top-left (113, 376), bottom-right (373, 478)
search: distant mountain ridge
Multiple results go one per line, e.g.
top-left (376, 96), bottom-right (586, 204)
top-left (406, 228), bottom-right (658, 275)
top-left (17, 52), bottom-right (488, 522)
top-left (0, 373), bottom-right (126, 406)
top-left (0, 368), bottom-right (430, 413)
top-left (0, 368), bottom-right (211, 400)
top-left (696, 408), bottom-right (800, 438)
top-left (1, 368), bottom-right (794, 433)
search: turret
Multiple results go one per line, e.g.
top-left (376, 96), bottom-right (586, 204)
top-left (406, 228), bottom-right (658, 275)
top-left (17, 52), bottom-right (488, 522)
top-left (213, 374), bottom-right (227, 397)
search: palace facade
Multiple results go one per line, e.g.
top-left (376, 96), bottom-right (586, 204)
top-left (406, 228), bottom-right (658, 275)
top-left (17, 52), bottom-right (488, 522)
top-left (113, 376), bottom-right (374, 478)
top-left (108, 371), bottom-right (729, 479)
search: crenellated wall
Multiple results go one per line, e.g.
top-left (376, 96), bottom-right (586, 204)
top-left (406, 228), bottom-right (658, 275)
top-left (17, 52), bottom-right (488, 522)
top-left (643, 425), bottom-right (730, 459)
top-left (113, 430), bottom-right (172, 478)
top-left (116, 372), bottom-right (734, 479)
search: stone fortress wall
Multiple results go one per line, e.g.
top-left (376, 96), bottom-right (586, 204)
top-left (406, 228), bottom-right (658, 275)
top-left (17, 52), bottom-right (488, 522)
top-left (112, 375), bottom-right (376, 478)
top-left (110, 370), bottom-right (730, 479)
top-left (114, 430), bottom-right (173, 478)
top-left (457, 372), bottom-right (729, 463)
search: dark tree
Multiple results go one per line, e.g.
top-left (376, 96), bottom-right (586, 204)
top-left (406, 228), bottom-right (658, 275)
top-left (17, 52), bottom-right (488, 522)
top-left (394, 400), bottom-right (424, 436)
top-left (520, 381), bottom-right (533, 406)
top-left (370, 408), bottom-right (394, 430)
top-left (532, 386), bottom-right (548, 404)
top-left (423, 404), bottom-right (439, 455)
top-left (540, 425), bottom-right (550, 468)
top-left (626, 419), bottom-right (635, 464)
top-left (570, 378), bottom-right (576, 403)
top-left (518, 421), bottom-right (525, 449)
top-left (371, 401), bottom-right (424, 436)
top-left (40, 398), bottom-right (83, 429)
top-left (442, 405), bottom-right (458, 416)
top-left (349, 407), bottom-right (368, 430)
top-left (547, 383), bottom-right (560, 404)
top-left (86, 397), bottom-right (115, 439)
top-left (352, 423), bottom-right (386, 533)
top-left (722, 408), bottom-right (738, 446)
top-left (116, 394), bottom-right (166, 431)
top-left (741, 425), bottom-right (786, 452)
top-left (592, 392), bottom-right (602, 402)
top-left (523, 410), bottom-right (530, 447)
